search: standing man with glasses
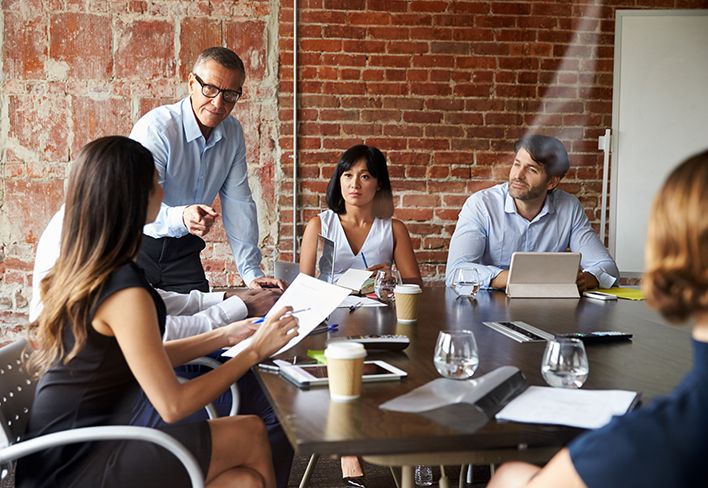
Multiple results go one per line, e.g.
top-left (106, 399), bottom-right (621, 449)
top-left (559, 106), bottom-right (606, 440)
top-left (130, 46), bottom-right (285, 294)
top-left (129, 46), bottom-right (293, 488)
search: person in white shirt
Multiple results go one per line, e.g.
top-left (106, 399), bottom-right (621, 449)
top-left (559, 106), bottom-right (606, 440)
top-left (30, 207), bottom-right (281, 340)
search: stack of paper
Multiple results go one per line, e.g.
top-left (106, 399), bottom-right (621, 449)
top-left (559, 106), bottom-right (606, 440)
top-left (495, 386), bottom-right (638, 429)
top-left (222, 274), bottom-right (352, 358)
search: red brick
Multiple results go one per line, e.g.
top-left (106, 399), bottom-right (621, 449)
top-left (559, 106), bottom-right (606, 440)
top-left (115, 19), bottom-right (174, 79)
top-left (4, 179), bottom-right (64, 243)
top-left (402, 194), bottom-right (440, 207)
top-left (395, 208), bottom-right (434, 221)
top-left (49, 13), bottom-right (112, 80)
top-left (8, 94), bottom-right (68, 161)
top-left (71, 97), bottom-right (133, 155)
top-left (403, 111), bottom-right (443, 124)
top-left (179, 18), bottom-right (222, 79)
top-left (3, 10), bottom-right (46, 79)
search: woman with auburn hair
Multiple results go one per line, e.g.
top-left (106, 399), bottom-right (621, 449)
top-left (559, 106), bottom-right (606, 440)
top-left (17, 136), bottom-right (298, 488)
top-left (488, 150), bottom-right (708, 488)
top-left (300, 145), bottom-right (421, 487)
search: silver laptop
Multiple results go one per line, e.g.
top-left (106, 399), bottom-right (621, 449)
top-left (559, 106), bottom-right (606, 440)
top-left (315, 234), bottom-right (336, 284)
top-left (274, 260), bottom-right (300, 285)
top-left (506, 252), bottom-right (581, 298)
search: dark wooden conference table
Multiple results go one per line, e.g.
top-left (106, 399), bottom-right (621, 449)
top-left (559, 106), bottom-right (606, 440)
top-left (254, 287), bottom-right (692, 485)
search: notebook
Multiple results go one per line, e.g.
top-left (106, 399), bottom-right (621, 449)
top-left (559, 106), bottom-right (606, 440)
top-left (506, 252), bottom-right (581, 298)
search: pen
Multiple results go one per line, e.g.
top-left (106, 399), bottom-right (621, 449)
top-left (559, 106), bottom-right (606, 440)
top-left (348, 301), bottom-right (363, 313)
top-left (361, 252), bottom-right (369, 269)
top-left (252, 307), bottom-right (312, 325)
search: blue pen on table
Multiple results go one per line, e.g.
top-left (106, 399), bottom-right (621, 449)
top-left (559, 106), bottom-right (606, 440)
top-left (252, 307), bottom-right (312, 325)
top-left (361, 252), bottom-right (369, 269)
top-left (311, 323), bottom-right (339, 335)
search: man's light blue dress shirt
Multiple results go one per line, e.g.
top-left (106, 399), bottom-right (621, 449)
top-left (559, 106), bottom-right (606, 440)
top-left (445, 182), bottom-right (619, 289)
top-left (130, 97), bottom-right (263, 284)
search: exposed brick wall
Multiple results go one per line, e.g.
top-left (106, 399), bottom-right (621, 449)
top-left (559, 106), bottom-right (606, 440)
top-left (0, 0), bottom-right (281, 333)
top-left (2, 0), bottom-right (707, 334)
top-left (276, 0), bottom-right (708, 281)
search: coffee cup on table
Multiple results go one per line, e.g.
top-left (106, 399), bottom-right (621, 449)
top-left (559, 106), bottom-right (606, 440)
top-left (394, 284), bottom-right (423, 323)
top-left (324, 342), bottom-right (367, 402)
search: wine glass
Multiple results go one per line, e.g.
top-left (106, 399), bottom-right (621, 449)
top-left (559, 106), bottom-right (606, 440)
top-left (374, 268), bottom-right (402, 304)
top-left (450, 267), bottom-right (480, 299)
top-left (541, 338), bottom-right (589, 388)
top-left (433, 330), bottom-right (479, 380)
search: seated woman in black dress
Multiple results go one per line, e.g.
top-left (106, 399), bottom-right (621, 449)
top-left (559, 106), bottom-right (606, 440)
top-left (488, 150), bottom-right (708, 488)
top-left (17, 136), bottom-right (298, 488)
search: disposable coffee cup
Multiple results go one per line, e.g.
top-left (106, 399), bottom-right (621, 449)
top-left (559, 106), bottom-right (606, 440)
top-left (324, 342), bottom-right (367, 402)
top-left (394, 284), bottom-right (423, 323)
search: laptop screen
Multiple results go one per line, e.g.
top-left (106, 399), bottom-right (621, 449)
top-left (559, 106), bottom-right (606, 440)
top-left (316, 234), bottom-right (336, 283)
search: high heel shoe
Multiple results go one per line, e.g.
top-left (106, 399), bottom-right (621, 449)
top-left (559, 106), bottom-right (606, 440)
top-left (343, 476), bottom-right (367, 488)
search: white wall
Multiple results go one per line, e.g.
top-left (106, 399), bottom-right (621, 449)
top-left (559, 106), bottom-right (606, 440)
top-left (610, 10), bottom-right (708, 275)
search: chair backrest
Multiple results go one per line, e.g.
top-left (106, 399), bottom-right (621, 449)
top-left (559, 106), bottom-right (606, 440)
top-left (0, 339), bottom-right (36, 448)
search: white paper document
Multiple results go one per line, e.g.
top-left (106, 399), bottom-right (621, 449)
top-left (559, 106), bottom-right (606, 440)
top-left (336, 268), bottom-right (373, 292)
top-left (222, 274), bottom-right (352, 358)
top-left (336, 295), bottom-right (386, 309)
top-left (495, 386), bottom-right (638, 429)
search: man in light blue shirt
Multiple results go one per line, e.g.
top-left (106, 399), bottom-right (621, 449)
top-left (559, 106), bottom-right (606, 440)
top-left (130, 46), bottom-right (283, 293)
top-left (445, 135), bottom-right (619, 291)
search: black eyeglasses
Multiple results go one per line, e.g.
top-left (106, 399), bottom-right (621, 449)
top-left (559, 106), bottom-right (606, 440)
top-left (192, 73), bottom-right (242, 104)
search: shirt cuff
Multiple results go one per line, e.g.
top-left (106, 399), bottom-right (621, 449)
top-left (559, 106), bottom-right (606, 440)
top-left (585, 269), bottom-right (618, 289)
top-left (201, 291), bottom-right (226, 309)
top-left (214, 296), bottom-right (248, 323)
top-left (241, 268), bottom-right (265, 286)
top-left (167, 204), bottom-right (189, 235)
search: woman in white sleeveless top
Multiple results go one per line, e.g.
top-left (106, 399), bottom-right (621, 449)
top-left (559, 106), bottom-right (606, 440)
top-left (300, 145), bottom-right (421, 487)
top-left (301, 144), bottom-right (421, 285)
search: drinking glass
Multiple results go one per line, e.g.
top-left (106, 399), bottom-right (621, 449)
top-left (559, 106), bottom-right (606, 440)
top-left (450, 267), bottom-right (481, 299)
top-left (433, 330), bottom-right (479, 379)
top-left (374, 268), bottom-right (402, 303)
top-left (541, 338), bottom-right (589, 388)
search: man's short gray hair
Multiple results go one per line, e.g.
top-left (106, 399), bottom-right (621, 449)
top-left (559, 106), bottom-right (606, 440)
top-left (193, 47), bottom-right (245, 75)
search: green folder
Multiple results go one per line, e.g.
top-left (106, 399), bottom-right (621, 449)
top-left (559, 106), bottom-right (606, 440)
top-left (596, 288), bottom-right (645, 301)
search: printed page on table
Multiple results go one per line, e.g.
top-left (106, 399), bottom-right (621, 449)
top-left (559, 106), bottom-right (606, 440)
top-left (222, 273), bottom-right (352, 358)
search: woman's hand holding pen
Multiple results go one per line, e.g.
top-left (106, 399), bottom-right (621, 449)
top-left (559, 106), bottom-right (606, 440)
top-left (220, 319), bottom-right (260, 347)
top-left (247, 306), bottom-right (300, 360)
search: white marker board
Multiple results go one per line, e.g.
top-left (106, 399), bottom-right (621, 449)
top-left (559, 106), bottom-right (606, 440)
top-left (609, 10), bottom-right (708, 276)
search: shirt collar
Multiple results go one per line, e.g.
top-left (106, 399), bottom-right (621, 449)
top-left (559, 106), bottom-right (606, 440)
top-left (181, 97), bottom-right (225, 146)
top-left (503, 182), bottom-right (557, 221)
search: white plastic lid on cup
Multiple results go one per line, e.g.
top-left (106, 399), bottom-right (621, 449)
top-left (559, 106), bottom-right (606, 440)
top-left (394, 284), bottom-right (422, 294)
top-left (324, 341), bottom-right (367, 360)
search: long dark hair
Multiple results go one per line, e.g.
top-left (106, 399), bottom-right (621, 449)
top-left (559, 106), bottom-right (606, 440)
top-left (28, 136), bottom-right (156, 376)
top-left (325, 144), bottom-right (394, 218)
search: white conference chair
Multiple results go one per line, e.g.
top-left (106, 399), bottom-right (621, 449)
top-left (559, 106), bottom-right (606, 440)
top-left (0, 339), bottom-right (240, 488)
